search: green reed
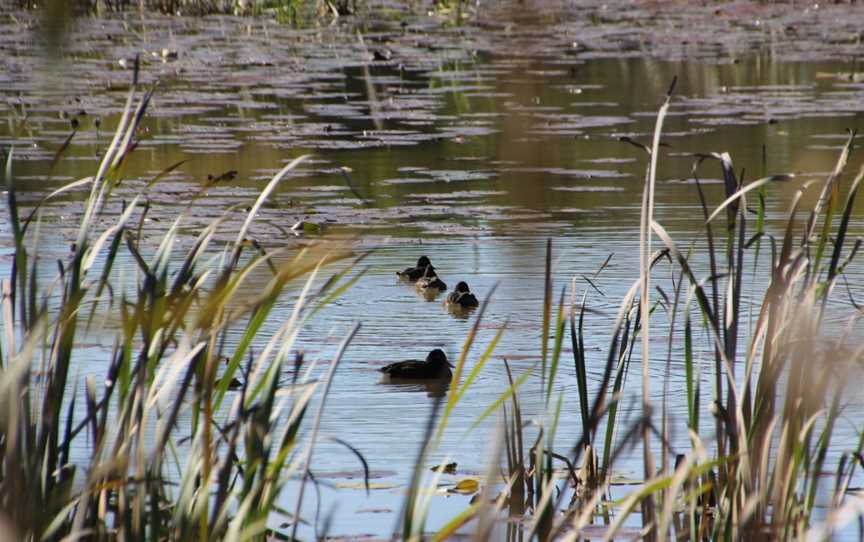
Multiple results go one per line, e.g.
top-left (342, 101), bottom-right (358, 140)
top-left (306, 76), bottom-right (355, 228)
top-left (0, 65), bottom-right (366, 541)
top-left (398, 82), bottom-right (864, 541)
top-left (2, 61), bottom-right (863, 541)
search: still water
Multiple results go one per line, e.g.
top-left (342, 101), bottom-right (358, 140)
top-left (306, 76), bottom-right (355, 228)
top-left (2, 3), bottom-right (864, 537)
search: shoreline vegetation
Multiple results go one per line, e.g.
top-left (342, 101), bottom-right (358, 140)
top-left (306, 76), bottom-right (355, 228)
top-left (12, 0), bottom-right (361, 16)
top-left (9, 0), bottom-right (433, 26)
top-left (1, 59), bottom-right (863, 540)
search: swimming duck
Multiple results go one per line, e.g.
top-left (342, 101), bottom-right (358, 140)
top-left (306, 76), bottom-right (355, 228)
top-left (397, 255), bottom-right (434, 282)
top-left (416, 265), bottom-right (447, 291)
top-left (446, 281), bottom-right (479, 309)
top-left (379, 349), bottom-right (453, 381)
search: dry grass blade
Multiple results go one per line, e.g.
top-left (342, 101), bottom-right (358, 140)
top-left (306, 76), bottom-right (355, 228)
top-left (808, 129), bottom-right (856, 241)
top-left (400, 396), bottom-right (444, 541)
top-left (637, 76), bottom-right (676, 535)
top-left (290, 323), bottom-right (360, 541)
top-left (229, 154), bottom-right (309, 271)
top-left (706, 174), bottom-right (795, 224)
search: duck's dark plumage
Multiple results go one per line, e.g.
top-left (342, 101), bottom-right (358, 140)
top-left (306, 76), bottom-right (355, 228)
top-left (416, 265), bottom-right (447, 291)
top-left (446, 281), bottom-right (479, 309)
top-left (379, 349), bottom-right (452, 380)
top-left (397, 256), bottom-right (433, 282)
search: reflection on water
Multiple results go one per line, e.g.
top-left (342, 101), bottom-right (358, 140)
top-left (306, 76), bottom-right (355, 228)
top-left (413, 284), bottom-right (445, 303)
top-left (1, 5), bottom-right (864, 538)
top-left (379, 379), bottom-right (450, 398)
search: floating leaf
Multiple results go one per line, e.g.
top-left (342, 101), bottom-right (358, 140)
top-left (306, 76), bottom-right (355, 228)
top-left (450, 478), bottom-right (479, 494)
top-left (291, 221), bottom-right (322, 235)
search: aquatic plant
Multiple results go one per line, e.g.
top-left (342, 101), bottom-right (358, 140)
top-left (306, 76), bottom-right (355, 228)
top-left (410, 80), bottom-right (864, 540)
top-left (0, 64), bottom-right (366, 540)
top-left (1, 49), bottom-right (863, 542)
top-left (15, 0), bottom-right (360, 17)
top-left (598, 87), bottom-right (864, 542)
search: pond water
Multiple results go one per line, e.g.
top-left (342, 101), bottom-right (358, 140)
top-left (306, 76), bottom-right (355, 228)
top-left (2, 1), bottom-right (864, 538)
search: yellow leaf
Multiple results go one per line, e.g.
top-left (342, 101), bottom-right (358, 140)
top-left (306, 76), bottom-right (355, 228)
top-left (451, 479), bottom-right (479, 494)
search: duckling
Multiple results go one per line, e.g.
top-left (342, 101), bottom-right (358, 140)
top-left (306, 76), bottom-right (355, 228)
top-left (416, 265), bottom-right (447, 291)
top-left (445, 281), bottom-right (479, 309)
top-left (397, 255), bottom-right (433, 282)
top-left (379, 349), bottom-right (453, 381)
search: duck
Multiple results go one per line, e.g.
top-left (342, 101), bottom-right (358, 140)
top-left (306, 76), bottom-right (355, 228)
top-left (397, 255), bottom-right (434, 282)
top-left (379, 349), bottom-right (453, 381)
top-left (416, 265), bottom-right (447, 291)
top-left (445, 281), bottom-right (479, 309)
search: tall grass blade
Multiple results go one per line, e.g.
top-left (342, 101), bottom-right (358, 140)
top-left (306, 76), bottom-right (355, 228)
top-left (290, 323), bottom-right (360, 541)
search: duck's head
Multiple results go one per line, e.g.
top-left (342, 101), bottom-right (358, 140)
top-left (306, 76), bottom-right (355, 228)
top-left (455, 281), bottom-right (471, 293)
top-left (427, 348), bottom-right (453, 368)
top-left (417, 255), bottom-right (431, 268)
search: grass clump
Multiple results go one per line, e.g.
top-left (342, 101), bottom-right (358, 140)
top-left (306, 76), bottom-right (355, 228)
top-left (400, 82), bottom-right (864, 540)
top-left (2, 60), bottom-right (863, 542)
top-left (0, 66), bottom-right (364, 540)
top-left (14, 0), bottom-right (360, 17)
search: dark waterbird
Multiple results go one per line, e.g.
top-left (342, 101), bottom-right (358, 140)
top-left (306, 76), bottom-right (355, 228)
top-left (397, 255), bottom-right (433, 282)
top-left (416, 265), bottom-right (447, 291)
top-left (379, 349), bottom-right (453, 381)
top-left (445, 281), bottom-right (479, 309)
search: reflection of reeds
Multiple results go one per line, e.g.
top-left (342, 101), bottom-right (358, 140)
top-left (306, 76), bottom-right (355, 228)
top-left (0, 65), bottom-right (366, 540)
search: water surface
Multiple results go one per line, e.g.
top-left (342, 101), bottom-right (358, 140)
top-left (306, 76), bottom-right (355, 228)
top-left (2, 3), bottom-right (864, 537)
